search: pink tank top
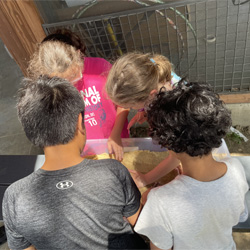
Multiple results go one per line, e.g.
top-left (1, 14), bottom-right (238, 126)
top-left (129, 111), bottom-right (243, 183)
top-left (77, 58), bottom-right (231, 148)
top-left (75, 57), bottom-right (129, 140)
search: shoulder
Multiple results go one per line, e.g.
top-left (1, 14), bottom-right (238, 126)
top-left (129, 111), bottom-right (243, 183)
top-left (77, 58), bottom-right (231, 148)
top-left (223, 157), bottom-right (249, 188)
top-left (147, 181), bottom-right (178, 202)
top-left (86, 158), bottom-right (125, 168)
top-left (102, 159), bottom-right (130, 176)
top-left (84, 159), bottom-right (138, 197)
top-left (84, 57), bottom-right (112, 74)
top-left (224, 157), bottom-right (246, 177)
top-left (85, 57), bottom-right (111, 64)
top-left (154, 176), bottom-right (185, 194)
top-left (85, 158), bottom-right (130, 178)
top-left (3, 172), bottom-right (36, 206)
top-left (147, 176), bottom-right (188, 206)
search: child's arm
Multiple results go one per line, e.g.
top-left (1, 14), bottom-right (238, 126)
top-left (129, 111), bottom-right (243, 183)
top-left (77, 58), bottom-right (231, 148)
top-left (130, 152), bottom-right (180, 188)
top-left (127, 110), bottom-right (147, 130)
top-left (126, 203), bottom-right (142, 226)
top-left (108, 107), bottom-right (129, 161)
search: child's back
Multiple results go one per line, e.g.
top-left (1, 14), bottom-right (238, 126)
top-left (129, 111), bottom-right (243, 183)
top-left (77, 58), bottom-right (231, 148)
top-left (134, 82), bottom-right (249, 250)
top-left (3, 76), bottom-right (147, 250)
top-left (4, 158), bottom-right (144, 249)
top-left (135, 157), bottom-right (248, 249)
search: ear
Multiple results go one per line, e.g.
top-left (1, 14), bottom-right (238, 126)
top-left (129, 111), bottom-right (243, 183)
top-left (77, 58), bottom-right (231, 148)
top-left (77, 113), bottom-right (85, 135)
top-left (164, 81), bottom-right (173, 91)
top-left (149, 89), bottom-right (157, 98)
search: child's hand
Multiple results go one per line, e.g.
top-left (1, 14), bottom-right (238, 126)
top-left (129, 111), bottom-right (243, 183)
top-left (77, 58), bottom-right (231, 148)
top-left (107, 136), bottom-right (124, 161)
top-left (129, 169), bottom-right (147, 188)
top-left (127, 111), bottom-right (147, 130)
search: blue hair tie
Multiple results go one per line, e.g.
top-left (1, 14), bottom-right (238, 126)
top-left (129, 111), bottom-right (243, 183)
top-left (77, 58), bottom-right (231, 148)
top-left (150, 58), bottom-right (156, 65)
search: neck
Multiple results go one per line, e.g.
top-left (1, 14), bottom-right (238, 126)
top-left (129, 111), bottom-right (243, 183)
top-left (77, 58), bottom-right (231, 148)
top-left (42, 139), bottom-right (85, 171)
top-left (178, 153), bottom-right (227, 182)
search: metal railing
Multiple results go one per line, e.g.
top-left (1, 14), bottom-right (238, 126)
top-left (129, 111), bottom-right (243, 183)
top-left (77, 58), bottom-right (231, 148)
top-left (43, 0), bottom-right (250, 94)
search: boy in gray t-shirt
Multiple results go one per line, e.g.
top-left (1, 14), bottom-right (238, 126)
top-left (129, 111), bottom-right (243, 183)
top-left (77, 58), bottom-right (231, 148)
top-left (135, 82), bottom-right (249, 250)
top-left (3, 76), bottom-right (147, 250)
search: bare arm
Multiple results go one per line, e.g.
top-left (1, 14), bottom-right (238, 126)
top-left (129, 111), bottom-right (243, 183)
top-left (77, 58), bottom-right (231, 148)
top-left (150, 241), bottom-right (172, 250)
top-left (130, 152), bottom-right (180, 188)
top-left (111, 107), bottom-right (129, 138)
top-left (127, 110), bottom-right (147, 130)
top-left (126, 203), bottom-right (142, 227)
top-left (144, 152), bottom-right (180, 185)
top-left (108, 107), bottom-right (129, 161)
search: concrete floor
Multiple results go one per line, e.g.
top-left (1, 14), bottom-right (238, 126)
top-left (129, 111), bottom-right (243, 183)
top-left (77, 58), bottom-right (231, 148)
top-left (0, 39), bottom-right (43, 155)
top-left (0, 96), bottom-right (43, 155)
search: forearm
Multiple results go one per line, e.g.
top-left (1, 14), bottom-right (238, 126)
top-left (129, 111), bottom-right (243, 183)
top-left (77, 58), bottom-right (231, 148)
top-left (143, 152), bottom-right (180, 185)
top-left (127, 203), bottom-right (142, 226)
top-left (110, 107), bottom-right (129, 138)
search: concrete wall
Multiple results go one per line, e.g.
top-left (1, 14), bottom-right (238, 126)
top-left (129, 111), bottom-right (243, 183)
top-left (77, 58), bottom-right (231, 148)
top-left (0, 38), bottom-right (23, 99)
top-left (226, 103), bottom-right (250, 127)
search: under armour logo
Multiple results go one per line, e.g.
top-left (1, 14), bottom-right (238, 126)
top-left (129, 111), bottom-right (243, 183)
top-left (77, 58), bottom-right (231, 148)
top-left (56, 180), bottom-right (73, 190)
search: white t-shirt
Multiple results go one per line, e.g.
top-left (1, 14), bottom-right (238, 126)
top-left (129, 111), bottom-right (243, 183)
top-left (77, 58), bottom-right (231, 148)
top-left (135, 157), bottom-right (249, 250)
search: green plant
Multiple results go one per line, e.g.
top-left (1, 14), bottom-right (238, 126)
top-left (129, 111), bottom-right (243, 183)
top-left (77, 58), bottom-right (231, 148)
top-left (226, 132), bottom-right (244, 144)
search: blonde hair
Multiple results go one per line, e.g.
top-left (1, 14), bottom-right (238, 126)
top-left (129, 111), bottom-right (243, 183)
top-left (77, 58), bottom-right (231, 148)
top-left (106, 52), bottom-right (172, 106)
top-left (151, 54), bottom-right (172, 83)
top-left (27, 41), bottom-right (83, 80)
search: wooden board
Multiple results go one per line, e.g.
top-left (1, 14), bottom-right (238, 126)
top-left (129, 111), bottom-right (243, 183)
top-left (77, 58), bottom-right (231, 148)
top-left (0, 0), bottom-right (45, 76)
top-left (220, 93), bottom-right (250, 104)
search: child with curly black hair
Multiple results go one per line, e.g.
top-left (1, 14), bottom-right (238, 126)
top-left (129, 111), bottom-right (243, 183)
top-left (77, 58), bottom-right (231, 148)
top-left (134, 82), bottom-right (249, 250)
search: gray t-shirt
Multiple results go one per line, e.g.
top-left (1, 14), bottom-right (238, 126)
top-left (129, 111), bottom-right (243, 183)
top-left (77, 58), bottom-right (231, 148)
top-left (3, 158), bottom-right (143, 250)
